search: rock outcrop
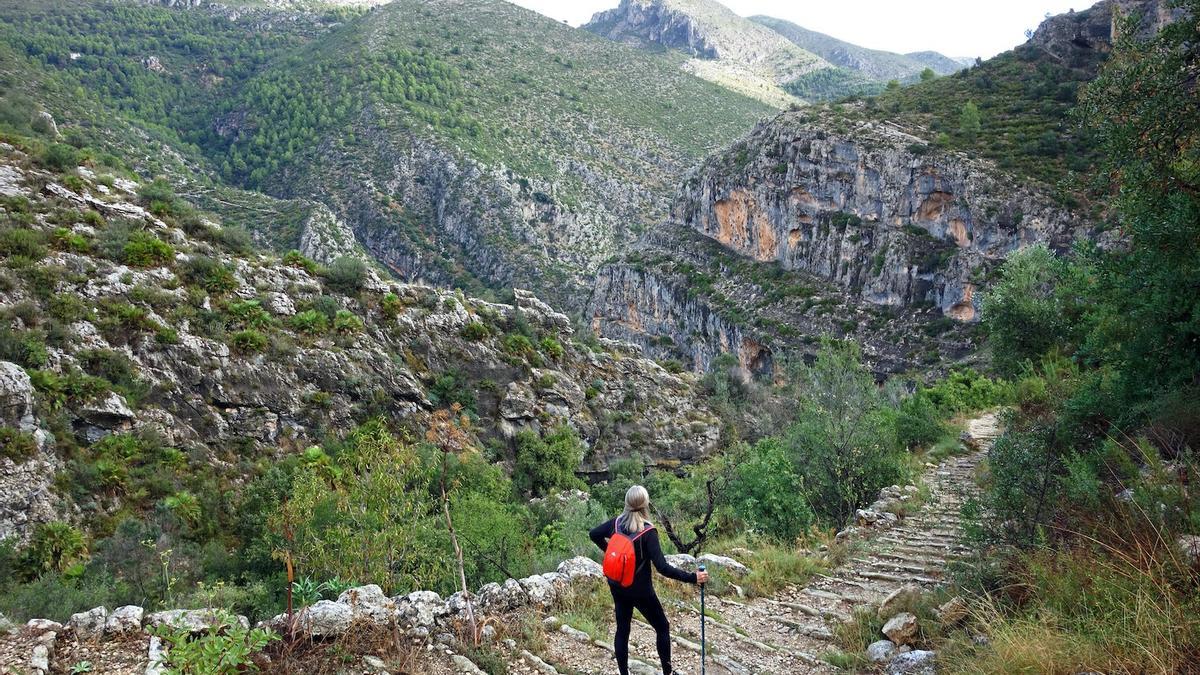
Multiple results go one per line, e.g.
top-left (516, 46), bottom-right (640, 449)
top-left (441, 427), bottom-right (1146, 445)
top-left (0, 155), bottom-right (719, 541)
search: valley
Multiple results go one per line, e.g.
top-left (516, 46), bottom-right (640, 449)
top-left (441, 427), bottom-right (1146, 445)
top-left (0, 0), bottom-right (1197, 673)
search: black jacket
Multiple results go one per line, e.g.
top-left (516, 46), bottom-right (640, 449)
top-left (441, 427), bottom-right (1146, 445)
top-left (589, 516), bottom-right (697, 597)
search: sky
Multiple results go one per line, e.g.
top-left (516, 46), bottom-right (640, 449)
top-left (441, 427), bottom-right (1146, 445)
top-left (508, 0), bottom-right (1089, 59)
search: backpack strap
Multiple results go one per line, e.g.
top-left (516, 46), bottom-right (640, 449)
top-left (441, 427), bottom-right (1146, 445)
top-left (628, 525), bottom-right (654, 542)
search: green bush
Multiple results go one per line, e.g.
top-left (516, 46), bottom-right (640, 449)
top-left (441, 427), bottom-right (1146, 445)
top-left (324, 256), bottom-right (367, 295)
top-left (895, 392), bottom-right (949, 449)
top-left (539, 336), bottom-right (564, 360)
top-left (332, 309), bottom-right (363, 334)
top-left (22, 522), bottom-right (87, 576)
top-left (230, 329), bottom-right (268, 354)
top-left (0, 427), bottom-right (38, 462)
top-left (0, 326), bottom-right (50, 368)
top-left (428, 372), bottom-right (476, 412)
top-left (460, 320), bottom-right (489, 340)
top-left (226, 300), bottom-right (273, 331)
top-left (503, 333), bottom-right (537, 359)
top-left (137, 178), bottom-right (185, 218)
top-left (981, 246), bottom-right (1069, 377)
top-left (0, 228), bottom-right (47, 260)
top-left (289, 310), bottom-right (328, 336)
top-left (380, 292), bottom-right (403, 319)
top-left (183, 256), bottom-right (238, 295)
top-left (122, 231), bottom-right (174, 267)
top-left (513, 426), bottom-right (585, 497)
top-left (152, 610), bottom-right (277, 674)
top-left (40, 143), bottom-right (78, 170)
top-left (282, 249), bottom-right (321, 275)
top-left (50, 227), bottom-right (90, 253)
top-left (729, 438), bottom-right (815, 542)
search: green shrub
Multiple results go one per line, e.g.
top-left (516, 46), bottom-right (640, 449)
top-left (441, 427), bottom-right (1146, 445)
top-left (137, 178), bottom-right (184, 218)
top-left (981, 246), bottom-right (1068, 377)
top-left (460, 321), bottom-right (489, 340)
top-left (0, 228), bottom-right (47, 259)
top-left (539, 336), bottom-right (564, 360)
top-left (22, 522), bottom-right (87, 576)
top-left (50, 227), bottom-right (90, 253)
top-left (324, 256), bottom-right (367, 295)
top-left (0, 427), bottom-right (38, 462)
top-left (282, 249), bottom-right (320, 275)
top-left (503, 333), bottom-right (536, 358)
top-left (290, 310), bottom-right (328, 336)
top-left (230, 330), bottom-right (268, 354)
top-left (729, 438), bottom-right (815, 542)
top-left (380, 292), bottom-right (403, 319)
top-left (183, 256), bottom-right (238, 294)
top-left (332, 309), bottom-right (363, 334)
top-left (215, 226), bottom-right (254, 255)
top-left (0, 326), bottom-right (49, 368)
top-left (895, 392), bottom-right (949, 449)
top-left (428, 372), bottom-right (476, 412)
top-left (152, 610), bottom-right (278, 674)
top-left (226, 300), bottom-right (273, 330)
top-left (40, 143), bottom-right (78, 171)
top-left (513, 426), bottom-right (585, 497)
top-left (28, 369), bottom-right (110, 411)
top-left (122, 231), bottom-right (174, 267)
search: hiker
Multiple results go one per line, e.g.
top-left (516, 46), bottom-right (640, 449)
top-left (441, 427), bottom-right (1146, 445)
top-left (590, 485), bottom-right (709, 675)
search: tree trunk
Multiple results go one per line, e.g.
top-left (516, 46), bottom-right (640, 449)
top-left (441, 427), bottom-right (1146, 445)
top-left (441, 453), bottom-right (477, 643)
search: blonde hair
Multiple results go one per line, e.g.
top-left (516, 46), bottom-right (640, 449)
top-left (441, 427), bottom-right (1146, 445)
top-left (620, 485), bottom-right (652, 533)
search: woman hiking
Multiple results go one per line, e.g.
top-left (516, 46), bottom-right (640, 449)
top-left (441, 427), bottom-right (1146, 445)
top-left (590, 485), bottom-right (709, 675)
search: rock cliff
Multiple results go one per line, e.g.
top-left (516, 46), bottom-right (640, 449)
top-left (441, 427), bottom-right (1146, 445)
top-left (0, 148), bottom-right (719, 542)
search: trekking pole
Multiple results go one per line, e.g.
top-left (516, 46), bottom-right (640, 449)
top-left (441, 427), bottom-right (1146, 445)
top-left (698, 562), bottom-right (707, 675)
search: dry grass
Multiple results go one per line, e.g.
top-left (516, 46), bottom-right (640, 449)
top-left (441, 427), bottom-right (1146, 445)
top-left (940, 522), bottom-right (1200, 674)
top-left (263, 621), bottom-right (422, 675)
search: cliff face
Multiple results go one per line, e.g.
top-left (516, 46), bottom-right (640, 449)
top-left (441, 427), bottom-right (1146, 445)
top-left (0, 151), bottom-right (719, 541)
top-left (674, 116), bottom-right (1088, 322)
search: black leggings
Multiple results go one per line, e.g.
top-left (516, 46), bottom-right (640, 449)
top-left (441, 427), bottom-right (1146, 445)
top-left (612, 591), bottom-right (671, 675)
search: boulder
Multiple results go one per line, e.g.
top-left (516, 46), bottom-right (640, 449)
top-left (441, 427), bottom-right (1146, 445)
top-left (77, 391), bottom-right (136, 429)
top-left (478, 579), bottom-right (526, 613)
top-left (147, 609), bottom-right (249, 634)
top-left (519, 574), bottom-right (559, 607)
top-left (25, 619), bottom-right (63, 634)
top-left (104, 605), bottom-right (144, 634)
top-left (338, 584), bottom-right (394, 626)
top-left (557, 556), bottom-right (602, 580)
top-left (887, 649), bottom-right (936, 675)
top-left (68, 606), bottom-right (107, 639)
top-left (698, 553), bottom-right (750, 576)
top-left (882, 612), bottom-right (919, 646)
top-left (1178, 535), bottom-right (1200, 568)
top-left (936, 597), bottom-right (969, 625)
top-left (867, 639), bottom-right (897, 663)
top-left (292, 600), bottom-right (353, 637)
top-left (878, 584), bottom-right (920, 618)
top-left (394, 590), bottom-right (448, 629)
top-left (0, 362), bottom-right (34, 428)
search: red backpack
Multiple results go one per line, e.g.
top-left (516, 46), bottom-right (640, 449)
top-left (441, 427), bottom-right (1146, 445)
top-left (603, 520), bottom-right (653, 587)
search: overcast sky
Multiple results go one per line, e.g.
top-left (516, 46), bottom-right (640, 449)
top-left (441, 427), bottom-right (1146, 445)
top-left (508, 0), bottom-right (1090, 59)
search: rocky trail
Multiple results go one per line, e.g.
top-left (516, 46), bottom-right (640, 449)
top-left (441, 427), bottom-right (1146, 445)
top-left (0, 414), bottom-right (998, 675)
top-left (495, 412), bottom-right (1001, 675)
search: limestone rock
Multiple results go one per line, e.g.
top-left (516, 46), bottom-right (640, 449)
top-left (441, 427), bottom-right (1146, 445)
top-left (0, 362), bottom-right (34, 428)
top-left (478, 579), bottom-right (526, 613)
top-left (867, 639), bottom-right (897, 663)
top-left (105, 605), bottom-right (145, 634)
top-left (394, 590), bottom-right (449, 629)
top-left (698, 553), bottom-right (750, 576)
top-left (337, 584), bottom-right (395, 626)
top-left (557, 556), bottom-right (603, 580)
top-left (882, 612), bottom-right (919, 646)
top-left (887, 649), bottom-right (937, 675)
top-left (1179, 535), bottom-right (1200, 568)
top-left (519, 573), bottom-right (560, 607)
top-left (878, 584), bottom-right (920, 618)
top-left (147, 609), bottom-right (249, 634)
top-left (68, 606), bottom-right (107, 639)
top-left (78, 391), bottom-right (136, 430)
top-left (936, 597), bottom-right (969, 625)
top-left (292, 600), bottom-right (353, 637)
top-left (25, 619), bottom-right (63, 634)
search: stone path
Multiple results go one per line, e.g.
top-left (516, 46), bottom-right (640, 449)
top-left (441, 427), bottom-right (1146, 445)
top-left (492, 412), bottom-right (1000, 675)
top-left (0, 414), bottom-right (998, 674)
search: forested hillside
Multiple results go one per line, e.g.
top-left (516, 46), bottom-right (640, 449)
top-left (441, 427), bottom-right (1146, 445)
top-left (0, 0), bottom-right (773, 309)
